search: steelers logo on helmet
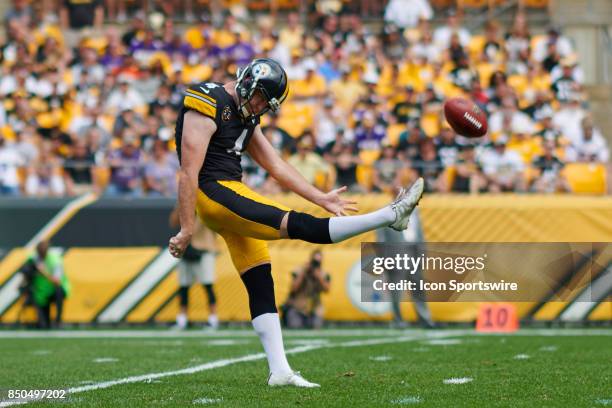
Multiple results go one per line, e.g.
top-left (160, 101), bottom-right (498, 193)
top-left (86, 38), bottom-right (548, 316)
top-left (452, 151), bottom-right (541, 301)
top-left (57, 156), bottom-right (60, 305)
top-left (252, 62), bottom-right (272, 79)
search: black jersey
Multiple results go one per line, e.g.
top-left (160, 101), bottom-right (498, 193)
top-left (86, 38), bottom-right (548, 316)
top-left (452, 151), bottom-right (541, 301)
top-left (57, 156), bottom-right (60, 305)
top-left (175, 82), bottom-right (260, 184)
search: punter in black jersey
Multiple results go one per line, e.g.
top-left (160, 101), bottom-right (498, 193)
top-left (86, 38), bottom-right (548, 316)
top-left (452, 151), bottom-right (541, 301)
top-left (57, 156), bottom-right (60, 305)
top-left (169, 58), bottom-right (424, 388)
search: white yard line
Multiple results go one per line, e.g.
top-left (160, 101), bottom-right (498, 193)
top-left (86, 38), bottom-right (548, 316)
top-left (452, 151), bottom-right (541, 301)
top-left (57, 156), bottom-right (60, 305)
top-left (0, 328), bottom-right (610, 339)
top-left (0, 334), bottom-right (442, 407)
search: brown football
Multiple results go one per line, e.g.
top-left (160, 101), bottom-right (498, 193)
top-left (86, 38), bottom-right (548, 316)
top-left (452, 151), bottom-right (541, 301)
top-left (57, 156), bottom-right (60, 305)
top-left (443, 98), bottom-right (488, 138)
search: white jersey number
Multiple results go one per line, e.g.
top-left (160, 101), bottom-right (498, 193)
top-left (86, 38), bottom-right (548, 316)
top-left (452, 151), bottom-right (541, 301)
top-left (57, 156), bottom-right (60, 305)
top-left (227, 129), bottom-right (248, 156)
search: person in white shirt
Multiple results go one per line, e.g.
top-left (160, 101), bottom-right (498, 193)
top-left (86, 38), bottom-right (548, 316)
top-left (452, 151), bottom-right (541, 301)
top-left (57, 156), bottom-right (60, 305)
top-left (533, 27), bottom-right (574, 63)
top-left (411, 29), bottom-right (441, 62)
top-left (0, 136), bottom-right (25, 195)
top-left (552, 97), bottom-right (586, 145)
top-left (314, 98), bottom-right (344, 151)
top-left (284, 51), bottom-right (306, 81)
top-left (550, 56), bottom-right (584, 85)
top-left (433, 11), bottom-right (471, 48)
top-left (384, 0), bottom-right (433, 30)
top-left (478, 136), bottom-right (526, 192)
top-left (565, 117), bottom-right (610, 163)
top-left (489, 96), bottom-right (534, 135)
top-left (105, 77), bottom-right (146, 114)
top-left (70, 47), bottom-right (105, 86)
top-left (0, 103), bottom-right (5, 127)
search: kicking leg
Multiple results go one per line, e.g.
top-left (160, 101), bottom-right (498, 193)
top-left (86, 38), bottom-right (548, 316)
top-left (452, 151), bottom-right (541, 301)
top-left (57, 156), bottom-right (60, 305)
top-left (196, 178), bottom-right (424, 246)
top-left (281, 178), bottom-right (425, 243)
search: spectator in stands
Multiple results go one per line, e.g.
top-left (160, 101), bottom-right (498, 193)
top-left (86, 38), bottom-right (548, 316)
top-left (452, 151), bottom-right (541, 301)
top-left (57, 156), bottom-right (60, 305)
top-left (71, 46), bottom-right (106, 86)
top-left (293, 60), bottom-right (327, 101)
top-left (14, 126), bottom-right (38, 164)
top-left (489, 96), bottom-right (534, 135)
top-left (524, 92), bottom-right (554, 122)
top-left (436, 126), bottom-right (460, 168)
top-left (482, 20), bottom-right (503, 62)
top-left (287, 133), bottom-right (329, 186)
top-left (106, 133), bottom-right (143, 196)
top-left (261, 114), bottom-right (294, 157)
top-left (479, 136), bottom-right (526, 192)
top-left (449, 52), bottom-right (475, 92)
top-left (414, 138), bottom-right (443, 192)
top-left (144, 140), bottom-right (179, 196)
top-left (433, 10), bottom-right (470, 49)
top-left (504, 12), bottom-right (530, 63)
top-left (121, 10), bottom-right (146, 47)
top-left (224, 30), bottom-right (256, 67)
top-left (565, 117), bottom-right (610, 163)
top-left (507, 124), bottom-right (543, 164)
top-left (63, 138), bottom-right (96, 195)
top-left (25, 142), bottom-right (66, 197)
top-left (448, 145), bottom-right (486, 194)
top-left (0, 134), bottom-right (24, 196)
top-left (534, 106), bottom-right (563, 144)
top-left (279, 12), bottom-right (304, 52)
top-left (129, 28), bottom-right (164, 66)
top-left (329, 141), bottom-right (362, 192)
top-left (531, 139), bottom-right (571, 193)
top-left (552, 95), bottom-right (586, 145)
top-left (0, 103), bottom-right (5, 128)
top-left (60, 0), bottom-right (104, 46)
top-left (533, 27), bottom-right (574, 63)
top-left (382, 24), bottom-right (408, 60)
top-left (106, 76), bottom-right (146, 115)
top-left (411, 28), bottom-right (440, 63)
top-left (384, 0), bottom-right (433, 30)
top-left (312, 99), bottom-right (341, 153)
top-left (133, 66), bottom-right (164, 104)
top-left (373, 142), bottom-right (402, 193)
top-left (397, 124), bottom-right (424, 163)
top-left (329, 67), bottom-right (367, 113)
top-left (392, 86), bottom-right (420, 125)
top-left (551, 57), bottom-right (583, 102)
top-left (4, 0), bottom-right (32, 26)
top-left (113, 109), bottom-right (145, 140)
top-left (355, 111), bottom-right (386, 152)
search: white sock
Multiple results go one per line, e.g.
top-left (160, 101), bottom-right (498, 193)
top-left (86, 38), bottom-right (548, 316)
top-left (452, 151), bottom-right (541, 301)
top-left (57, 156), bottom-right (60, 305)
top-left (328, 206), bottom-right (396, 242)
top-left (208, 313), bottom-right (219, 328)
top-left (176, 312), bottom-right (187, 328)
top-left (252, 313), bottom-right (292, 375)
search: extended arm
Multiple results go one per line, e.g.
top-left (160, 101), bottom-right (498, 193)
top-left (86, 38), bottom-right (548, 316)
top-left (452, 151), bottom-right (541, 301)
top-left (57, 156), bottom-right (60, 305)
top-left (247, 126), bottom-right (357, 215)
top-left (169, 111), bottom-right (216, 258)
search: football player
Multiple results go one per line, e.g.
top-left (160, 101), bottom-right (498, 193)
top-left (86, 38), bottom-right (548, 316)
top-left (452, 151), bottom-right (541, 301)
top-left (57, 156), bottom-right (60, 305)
top-left (170, 58), bottom-right (424, 387)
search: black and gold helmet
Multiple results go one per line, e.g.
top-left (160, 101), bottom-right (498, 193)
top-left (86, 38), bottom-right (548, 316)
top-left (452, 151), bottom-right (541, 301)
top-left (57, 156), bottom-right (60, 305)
top-left (235, 58), bottom-right (289, 124)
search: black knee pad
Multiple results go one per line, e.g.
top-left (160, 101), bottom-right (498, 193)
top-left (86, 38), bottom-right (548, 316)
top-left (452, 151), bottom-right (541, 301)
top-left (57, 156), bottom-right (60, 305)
top-left (286, 211), bottom-right (332, 244)
top-left (179, 286), bottom-right (189, 307)
top-left (203, 284), bottom-right (216, 306)
top-left (240, 263), bottom-right (277, 319)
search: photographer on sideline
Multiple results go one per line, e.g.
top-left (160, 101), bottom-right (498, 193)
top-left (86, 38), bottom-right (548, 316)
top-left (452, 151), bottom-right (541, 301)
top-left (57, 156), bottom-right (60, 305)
top-left (25, 240), bottom-right (70, 329)
top-left (282, 250), bottom-right (330, 329)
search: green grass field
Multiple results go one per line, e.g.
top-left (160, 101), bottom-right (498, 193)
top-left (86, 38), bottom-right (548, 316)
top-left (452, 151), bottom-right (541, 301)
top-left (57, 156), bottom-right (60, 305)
top-left (0, 328), bottom-right (610, 407)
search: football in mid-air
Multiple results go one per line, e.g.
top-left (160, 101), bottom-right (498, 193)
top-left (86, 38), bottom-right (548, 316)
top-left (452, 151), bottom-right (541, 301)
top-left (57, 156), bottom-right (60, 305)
top-left (443, 98), bottom-right (488, 138)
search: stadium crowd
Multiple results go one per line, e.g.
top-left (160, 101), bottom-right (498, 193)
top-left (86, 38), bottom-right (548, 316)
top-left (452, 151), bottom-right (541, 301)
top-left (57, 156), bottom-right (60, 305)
top-left (0, 0), bottom-right (608, 197)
